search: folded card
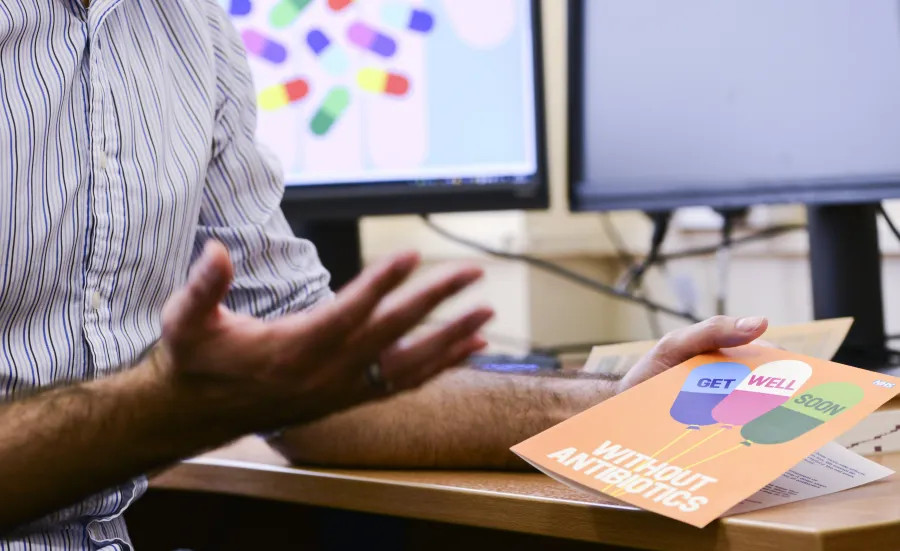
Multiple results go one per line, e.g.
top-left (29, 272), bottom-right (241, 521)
top-left (512, 344), bottom-right (900, 527)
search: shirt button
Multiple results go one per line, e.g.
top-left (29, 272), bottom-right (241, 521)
top-left (90, 291), bottom-right (103, 310)
top-left (97, 152), bottom-right (109, 170)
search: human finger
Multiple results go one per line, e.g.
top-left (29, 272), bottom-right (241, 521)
top-left (378, 307), bottom-right (494, 379)
top-left (284, 250), bottom-right (421, 346)
top-left (161, 240), bottom-right (233, 344)
top-left (650, 315), bottom-right (768, 369)
top-left (617, 316), bottom-right (768, 393)
top-left (342, 265), bottom-right (485, 364)
top-left (390, 335), bottom-right (488, 392)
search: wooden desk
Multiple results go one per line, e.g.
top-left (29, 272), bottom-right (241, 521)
top-left (146, 436), bottom-right (900, 551)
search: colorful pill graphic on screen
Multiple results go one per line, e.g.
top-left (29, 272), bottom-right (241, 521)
top-left (310, 87), bottom-right (351, 136)
top-left (307, 29), bottom-right (350, 77)
top-left (270, 0), bottom-right (311, 29)
top-left (241, 30), bottom-right (287, 64)
top-left (221, 0), bottom-right (252, 16)
top-left (711, 360), bottom-right (812, 426)
top-left (357, 68), bottom-right (409, 96)
top-left (347, 22), bottom-right (397, 58)
top-left (328, 0), bottom-right (353, 11)
top-left (258, 78), bottom-right (309, 111)
top-left (740, 382), bottom-right (864, 445)
top-left (668, 362), bottom-right (750, 429)
top-left (381, 2), bottom-right (434, 33)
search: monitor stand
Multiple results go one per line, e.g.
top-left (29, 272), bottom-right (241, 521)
top-left (807, 203), bottom-right (896, 371)
top-left (284, 213), bottom-right (363, 292)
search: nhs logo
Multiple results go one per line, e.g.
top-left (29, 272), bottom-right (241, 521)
top-left (873, 380), bottom-right (896, 389)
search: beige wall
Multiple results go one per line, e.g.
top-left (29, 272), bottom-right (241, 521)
top-left (359, 0), bottom-right (900, 353)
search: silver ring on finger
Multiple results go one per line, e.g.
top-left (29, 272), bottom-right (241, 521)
top-left (365, 362), bottom-right (394, 394)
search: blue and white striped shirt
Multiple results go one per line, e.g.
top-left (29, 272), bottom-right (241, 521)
top-left (1, 0), bottom-right (332, 548)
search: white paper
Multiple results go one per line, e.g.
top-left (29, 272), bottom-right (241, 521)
top-left (725, 441), bottom-right (894, 515)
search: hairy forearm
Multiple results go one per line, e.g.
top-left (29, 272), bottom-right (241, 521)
top-left (0, 349), bottom-right (238, 533)
top-left (271, 368), bottom-right (617, 470)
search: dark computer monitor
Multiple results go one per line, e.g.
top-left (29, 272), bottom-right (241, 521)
top-left (225, 0), bottom-right (548, 287)
top-left (568, 0), bottom-right (900, 369)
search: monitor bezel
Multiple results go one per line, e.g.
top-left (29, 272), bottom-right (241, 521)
top-left (279, 0), bottom-right (550, 220)
top-left (566, 0), bottom-right (900, 213)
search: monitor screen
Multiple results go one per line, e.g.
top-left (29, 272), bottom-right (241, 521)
top-left (569, 0), bottom-right (900, 212)
top-left (222, 0), bottom-right (547, 217)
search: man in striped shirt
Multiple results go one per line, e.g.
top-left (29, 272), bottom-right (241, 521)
top-left (0, 0), bottom-right (768, 548)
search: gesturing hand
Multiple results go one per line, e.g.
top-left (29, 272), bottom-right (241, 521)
top-left (158, 241), bottom-right (493, 433)
top-left (616, 316), bottom-right (769, 395)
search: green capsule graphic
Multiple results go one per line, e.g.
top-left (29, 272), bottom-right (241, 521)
top-left (740, 382), bottom-right (864, 445)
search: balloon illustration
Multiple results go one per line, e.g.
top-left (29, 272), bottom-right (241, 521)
top-left (681, 381), bottom-right (864, 471)
top-left (670, 361), bottom-right (752, 429)
top-left (741, 382), bottom-right (864, 445)
top-left (712, 360), bottom-right (813, 427)
top-left (606, 361), bottom-right (749, 495)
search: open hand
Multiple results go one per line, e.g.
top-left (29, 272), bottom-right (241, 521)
top-left (158, 241), bottom-right (494, 433)
top-left (616, 316), bottom-right (769, 394)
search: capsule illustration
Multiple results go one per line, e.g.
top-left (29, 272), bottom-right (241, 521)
top-left (329, 0), bottom-right (353, 11)
top-left (669, 362), bottom-right (750, 429)
top-left (307, 29), bottom-right (350, 77)
top-left (270, 0), bottom-right (312, 29)
top-left (741, 382), bottom-right (864, 445)
top-left (222, 0), bottom-right (252, 17)
top-left (712, 360), bottom-right (812, 427)
top-left (259, 78), bottom-right (309, 111)
top-left (347, 22), bottom-right (397, 57)
top-left (357, 68), bottom-right (409, 96)
top-left (382, 3), bottom-right (434, 33)
top-left (310, 87), bottom-right (351, 136)
top-left (242, 30), bottom-right (287, 64)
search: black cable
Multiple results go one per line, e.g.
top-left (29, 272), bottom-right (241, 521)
top-left (600, 214), bottom-right (636, 270)
top-left (643, 288), bottom-right (664, 339)
top-left (623, 211), bottom-right (673, 293)
top-left (420, 215), bottom-right (702, 323)
top-left (713, 208), bottom-right (746, 316)
top-left (601, 213), bottom-right (671, 338)
top-left (658, 223), bottom-right (806, 262)
top-left (876, 204), bottom-right (900, 348)
top-left (879, 203), bottom-right (900, 243)
top-left (629, 212), bottom-right (673, 338)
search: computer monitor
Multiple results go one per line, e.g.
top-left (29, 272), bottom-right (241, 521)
top-left (567, 0), bottom-right (900, 369)
top-left (224, 0), bottom-right (548, 287)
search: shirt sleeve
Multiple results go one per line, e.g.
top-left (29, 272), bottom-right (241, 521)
top-left (196, 4), bottom-right (334, 320)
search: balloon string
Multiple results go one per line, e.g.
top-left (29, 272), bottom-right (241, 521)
top-left (683, 442), bottom-right (745, 470)
top-left (651, 429), bottom-right (693, 458)
top-left (602, 429), bottom-right (692, 493)
top-left (664, 427), bottom-right (725, 464)
top-left (610, 429), bottom-right (729, 498)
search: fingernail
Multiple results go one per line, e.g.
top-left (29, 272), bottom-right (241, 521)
top-left (452, 270), bottom-right (483, 291)
top-left (461, 265), bottom-right (484, 279)
top-left (736, 317), bottom-right (764, 332)
top-left (202, 253), bottom-right (222, 279)
top-left (402, 252), bottom-right (420, 266)
top-left (389, 251), bottom-right (419, 272)
top-left (463, 270), bottom-right (484, 284)
top-left (470, 309), bottom-right (494, 327)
